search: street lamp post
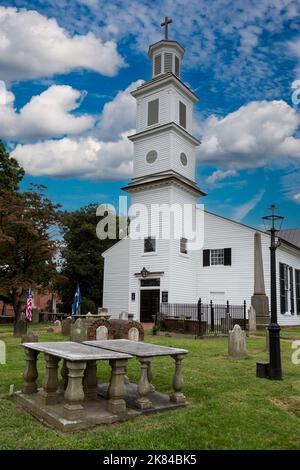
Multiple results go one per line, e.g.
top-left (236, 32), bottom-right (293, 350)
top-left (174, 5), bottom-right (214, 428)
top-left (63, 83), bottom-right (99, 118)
top-left (262, 204), bottom-right (284, 380)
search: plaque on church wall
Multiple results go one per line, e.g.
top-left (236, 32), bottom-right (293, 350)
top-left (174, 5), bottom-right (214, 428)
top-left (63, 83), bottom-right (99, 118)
top-left (162, 291), bottom-right (168, 303)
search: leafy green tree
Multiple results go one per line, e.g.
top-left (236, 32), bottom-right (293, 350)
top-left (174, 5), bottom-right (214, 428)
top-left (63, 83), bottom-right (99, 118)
top-left (0, 184), bottom-right (61, 334)
top-left (58, 204), bottom-right (120, 312)
top-left (0, 140), bottom-right (25, 192)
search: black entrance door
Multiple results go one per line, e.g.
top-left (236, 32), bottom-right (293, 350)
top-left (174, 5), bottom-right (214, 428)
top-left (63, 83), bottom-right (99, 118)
top-left (140, 289), bottom-right (160, 322)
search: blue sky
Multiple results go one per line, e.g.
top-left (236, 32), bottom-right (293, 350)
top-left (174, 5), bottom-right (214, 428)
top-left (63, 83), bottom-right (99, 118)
top-left (0, 0), bottom-right (300, 229)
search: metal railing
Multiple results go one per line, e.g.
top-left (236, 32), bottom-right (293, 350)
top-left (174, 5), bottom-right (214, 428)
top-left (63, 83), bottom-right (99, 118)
top-left (159, 299), bottom-right (247, 336)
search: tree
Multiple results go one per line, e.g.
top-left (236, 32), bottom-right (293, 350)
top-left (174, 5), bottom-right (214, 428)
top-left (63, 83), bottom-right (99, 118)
top-left (58, 204), bottom-right (119, 313)
top-left (0, 184), bottom-right (61, 335)
top-left (0, 140), bottom-right (25, 192)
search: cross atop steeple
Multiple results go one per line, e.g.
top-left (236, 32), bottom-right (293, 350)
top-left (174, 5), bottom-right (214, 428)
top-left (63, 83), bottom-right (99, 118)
top-left (161, 16), bottom-right (173, 40)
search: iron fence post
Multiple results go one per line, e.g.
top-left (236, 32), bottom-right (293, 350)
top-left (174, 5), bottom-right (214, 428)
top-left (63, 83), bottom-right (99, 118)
top-left (210, 300), bottom-right (215, 332)
top-left (243, 300), bottom-right (247, 330)
top-left (197, 298), bottom-right (203, 337)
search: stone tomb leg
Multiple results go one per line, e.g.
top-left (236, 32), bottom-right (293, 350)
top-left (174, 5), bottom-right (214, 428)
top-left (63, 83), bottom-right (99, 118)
top-left (22, 347), bottom-right (39, 395)
top-left (136, 357), bottom-right (153, 410)
top-left (41, 353), bottom-right (60, 405)
top-left (170, 354), bottom-right (186, 404)
top-left (107, 358), bottom-right (128, 414)
top-left (63, 360), bottom-right (87, 420)
top-left (83, 360), bottom-right (98, 401)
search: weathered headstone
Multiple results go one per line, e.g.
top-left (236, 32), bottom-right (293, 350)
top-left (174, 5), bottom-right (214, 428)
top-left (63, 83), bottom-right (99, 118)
top-left (70, 318), bottom-right (87, 343)
top-left (61, 317), bottom-right (72, 336)
top-left (248, 306), bottom-right (256, 332)
top-left (32, 308), bottom-right (40, 324)
top-left (228, 324), bottom-right (247, 359)
top-left (21, 331), bottom-right (38, 343)
top-left (222, 313), bottom-right (232, 334)
top-left (128, 326), bottom-right (139, 341)
top-left (14, 320), bottom-right (27, 338)
top-left (96, 325), bottom-right (108, 340)
top-left (266, 327), bottom-right (269, 351)
top-left (119, 311), bottom-right (128, 321)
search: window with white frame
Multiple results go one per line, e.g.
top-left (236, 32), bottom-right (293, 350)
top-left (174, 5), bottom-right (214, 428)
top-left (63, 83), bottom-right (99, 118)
top-left (144, 236), bottom-right (156, 253)
top-left (210, 249), bottom-right (224, 265)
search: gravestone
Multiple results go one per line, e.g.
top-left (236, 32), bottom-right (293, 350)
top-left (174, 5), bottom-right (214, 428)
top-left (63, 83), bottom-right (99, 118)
top-left (128, 326), bottom-right (139, 341)
top-left (14, 320), bottom-right (27, 338)
top-left (266, 327), bottom-right (269, 351)
top-left (62, 317), bottom-right (72, 336)
top-left (119, 311), bottom-right (129, 321)
top-left (70, 318), bottom-right (87, 343)
top-left (21, 331), bottom-right (38, 343)
top-left (222, 313), bottom-right (232, 334)
top-left (96, 325), bottom-right (108, 340)
top-left (228, 324), bottom-right (247, 359)
top-left (32, 308), bottom-right (40, 324)
top-left (248, 306), bottom-right (256, 332)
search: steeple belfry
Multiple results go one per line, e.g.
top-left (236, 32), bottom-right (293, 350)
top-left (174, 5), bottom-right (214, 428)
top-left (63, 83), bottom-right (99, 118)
top-left (124, 20), bottom-right (204, 197)
top-left (148, 18), bottom-right (184, 79)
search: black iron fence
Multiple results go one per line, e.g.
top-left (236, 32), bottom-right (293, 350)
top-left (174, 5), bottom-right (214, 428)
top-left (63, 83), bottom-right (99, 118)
top-left (159, 299), bottom-right (247, 336)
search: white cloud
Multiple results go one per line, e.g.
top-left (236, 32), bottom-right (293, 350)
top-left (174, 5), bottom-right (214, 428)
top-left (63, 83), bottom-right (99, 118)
top-left (232, 190), bottom-right (265, 222)
top-left (11, 133), bottom-right (134, 180)
top-left (96, 80), bottom-right (144, 141)
top-left (199, 100), bottom-right (300, 169)
top-left (0, 7), bottom-right (125, 82)
top-left (205, 169), bottom-right (237, 185)
top-left (0, 85), bottom-right (94, 140)
top-left (293, 193), bottom-right (300, 204)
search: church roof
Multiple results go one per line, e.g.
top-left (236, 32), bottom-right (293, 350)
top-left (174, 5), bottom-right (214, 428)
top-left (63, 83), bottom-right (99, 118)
top-left (279, 229), bottom-right (300, 249)
top-left (131, 72), bottom-right (199, 103)
top-left (122, 170), bottom-right (206, 197)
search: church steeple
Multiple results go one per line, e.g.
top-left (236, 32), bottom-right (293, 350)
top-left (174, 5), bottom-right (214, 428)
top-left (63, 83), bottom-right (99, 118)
top-left (148, 17), bottom-right (184, 79)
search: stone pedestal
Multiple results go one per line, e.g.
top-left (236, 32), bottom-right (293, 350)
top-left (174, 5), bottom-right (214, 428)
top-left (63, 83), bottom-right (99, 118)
top-left (136, 357), bottom-right (153, 410)
top-left (107, 359), bottom-right (127, 414)
top-left (83, 360), bottom-right (98, 401)
top-left (41, 354), bottom-right (60, 405)
top-left (170, 354), bottom-right (186, 404)
top-left (21, 348), bottom-right (39, 394)
top-left (63, 360), bottom-right (87, 420)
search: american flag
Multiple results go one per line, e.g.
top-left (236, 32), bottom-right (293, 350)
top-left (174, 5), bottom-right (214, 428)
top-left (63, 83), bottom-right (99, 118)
top-left (25, 288), bottom-right (33, 321)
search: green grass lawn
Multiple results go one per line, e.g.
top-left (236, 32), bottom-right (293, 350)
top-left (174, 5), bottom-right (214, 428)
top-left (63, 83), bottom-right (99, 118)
top-left (0, 326), bottom-right (300, 450)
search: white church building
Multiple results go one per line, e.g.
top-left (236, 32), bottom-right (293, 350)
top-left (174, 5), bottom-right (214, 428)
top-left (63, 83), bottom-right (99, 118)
top-left (102, 31), bottom-right (300, 326)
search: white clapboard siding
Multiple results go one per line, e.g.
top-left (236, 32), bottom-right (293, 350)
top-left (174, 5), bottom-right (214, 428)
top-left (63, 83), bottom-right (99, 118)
top-left (136, 84), bottom-right (193, 134)
top-left (170, 132), bottom-right (196, 181)
top-left (169, 186), bottom-right (199, 303)
top-left (133, 132), bottom-right (171, 178)
top-left (198, 211), bottom-right (255, 306)
top-left (102, 238), bottom-right (130, 319)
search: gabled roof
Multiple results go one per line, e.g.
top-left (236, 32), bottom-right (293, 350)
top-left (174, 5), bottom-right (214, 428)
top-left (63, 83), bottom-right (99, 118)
top-left (279, 229), bottom-right (300, 249)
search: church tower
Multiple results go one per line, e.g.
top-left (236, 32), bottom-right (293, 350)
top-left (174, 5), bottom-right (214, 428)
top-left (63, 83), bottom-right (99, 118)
top-left (123, 18), bottom-right (205, 321)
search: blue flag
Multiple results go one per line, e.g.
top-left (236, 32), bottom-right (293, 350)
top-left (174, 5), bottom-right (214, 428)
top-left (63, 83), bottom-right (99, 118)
top-left (72, 283), bottom-right (81, 319)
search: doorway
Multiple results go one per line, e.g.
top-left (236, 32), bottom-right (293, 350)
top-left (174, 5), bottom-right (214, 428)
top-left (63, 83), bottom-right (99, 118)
top-left (140, 289), bottom-right (160, 322)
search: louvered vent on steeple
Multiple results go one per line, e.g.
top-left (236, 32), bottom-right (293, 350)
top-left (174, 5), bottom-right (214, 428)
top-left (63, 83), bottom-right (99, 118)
top-left (164, 53), bottom-right (173, 73)
top-left (154, 54), bottom-right (162, 76)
